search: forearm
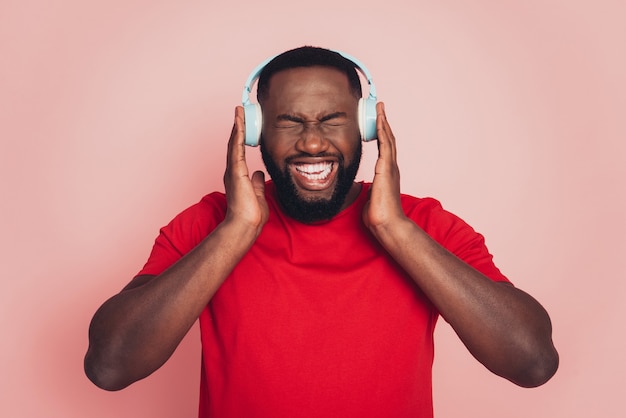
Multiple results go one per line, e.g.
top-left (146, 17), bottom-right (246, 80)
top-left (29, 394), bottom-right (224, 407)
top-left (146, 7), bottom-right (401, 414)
top-left (370, 218), bottom-right (558, 387)
top-left (85, 219), bottom-right (258, 390)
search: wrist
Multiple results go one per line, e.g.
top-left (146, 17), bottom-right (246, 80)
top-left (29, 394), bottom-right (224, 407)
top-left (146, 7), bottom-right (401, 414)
top-left (218, 216), bottom-right (264, 246)
top-left (368, 215), bottom-right (414, 246)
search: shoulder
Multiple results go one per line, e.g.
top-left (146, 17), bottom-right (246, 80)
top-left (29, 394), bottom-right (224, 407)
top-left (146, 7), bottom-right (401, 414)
top-left (177, 190), bottom-right (226, 215)
top-left (397, 191), bottom-right (475, 243)
top-left (161, 191), bottom-right (228, 237)
top-left (197, 191), bottom-right (228, 214)
top-left (400, 193), bottom-right (445, 214)
top-left (169, 191), bottom-right (227, 220)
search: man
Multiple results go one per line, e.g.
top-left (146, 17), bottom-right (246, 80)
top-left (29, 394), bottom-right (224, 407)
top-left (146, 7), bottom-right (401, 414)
top-left (85, 46), bottom-right (558, 417)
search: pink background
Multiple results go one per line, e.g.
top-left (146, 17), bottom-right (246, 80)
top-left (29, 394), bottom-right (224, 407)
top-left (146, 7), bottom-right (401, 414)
top-left (1, 0), bottom-right (624, 416)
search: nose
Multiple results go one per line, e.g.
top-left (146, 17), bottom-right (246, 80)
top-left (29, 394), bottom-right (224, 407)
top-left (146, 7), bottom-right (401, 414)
top-left (295, 123), bottom-right (330, 155)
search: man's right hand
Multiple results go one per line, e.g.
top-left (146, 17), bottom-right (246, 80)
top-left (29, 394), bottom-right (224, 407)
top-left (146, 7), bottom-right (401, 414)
top-left (223, 106), bottom-right (269, 237)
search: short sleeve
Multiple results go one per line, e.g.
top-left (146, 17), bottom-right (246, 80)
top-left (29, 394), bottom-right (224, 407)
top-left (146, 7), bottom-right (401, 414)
top-left (402, 196), bottom-right (510, 284)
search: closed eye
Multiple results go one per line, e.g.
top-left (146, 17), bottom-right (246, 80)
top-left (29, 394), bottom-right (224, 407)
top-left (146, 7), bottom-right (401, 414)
top-left (320, 112), bottom-right (348, 127)
top-left (273, 112), bottom-right (350, 129)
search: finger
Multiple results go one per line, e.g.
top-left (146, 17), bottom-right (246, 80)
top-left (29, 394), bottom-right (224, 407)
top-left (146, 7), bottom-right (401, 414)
top-left (381, 103), bottom-right (398, 161)
top-left (226, 106), bottom-right (248, 174)
top-left (376, 102), bottom-right (398, 162)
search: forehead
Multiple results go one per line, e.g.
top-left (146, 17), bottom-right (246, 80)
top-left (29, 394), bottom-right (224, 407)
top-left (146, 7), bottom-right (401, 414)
top-left (264, 66), bottom-right (356, 107)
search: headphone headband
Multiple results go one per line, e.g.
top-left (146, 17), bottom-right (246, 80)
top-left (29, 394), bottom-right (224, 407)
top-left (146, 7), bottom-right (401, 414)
top-left (241, 55), bottom-right (275, 106)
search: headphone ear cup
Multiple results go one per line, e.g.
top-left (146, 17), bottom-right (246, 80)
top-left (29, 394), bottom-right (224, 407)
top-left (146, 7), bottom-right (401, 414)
top-left (243, 103), bottom-right (262, 146)
top-left (358, 97), bottom-right (378, 141)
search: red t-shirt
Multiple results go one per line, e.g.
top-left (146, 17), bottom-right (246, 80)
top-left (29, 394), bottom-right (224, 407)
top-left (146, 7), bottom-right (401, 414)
top-left (138, 182), bottom-right (509, 418)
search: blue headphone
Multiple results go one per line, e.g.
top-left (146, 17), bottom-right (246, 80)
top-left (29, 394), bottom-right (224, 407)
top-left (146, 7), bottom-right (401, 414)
top-left (241, 50), bottom-right (378, 147)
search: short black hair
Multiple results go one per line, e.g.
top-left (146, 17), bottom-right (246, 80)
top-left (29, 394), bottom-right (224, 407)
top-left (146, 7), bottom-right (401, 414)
top-left (256, 46), bottom-right (362, 104)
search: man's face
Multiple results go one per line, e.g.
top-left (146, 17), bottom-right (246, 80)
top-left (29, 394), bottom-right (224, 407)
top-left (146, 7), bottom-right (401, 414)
top-left (259, 66), bottom-right (363, 223)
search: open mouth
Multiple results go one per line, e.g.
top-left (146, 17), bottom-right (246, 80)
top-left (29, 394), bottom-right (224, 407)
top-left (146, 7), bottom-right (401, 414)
top-left (294, 162), bottom-right (334, 181)
top-left (289, 160), bottom-right (337, 193)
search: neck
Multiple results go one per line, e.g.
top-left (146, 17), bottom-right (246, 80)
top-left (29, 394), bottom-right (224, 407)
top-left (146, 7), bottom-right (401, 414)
top-left (338, 182), bottom-right (362, 212)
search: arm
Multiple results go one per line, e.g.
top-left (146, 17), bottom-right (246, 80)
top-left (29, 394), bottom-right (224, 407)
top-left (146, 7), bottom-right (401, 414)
top-left (84, 106), bottom-right (268, 391)
top-left (363, 103), bottom-right (559, 387)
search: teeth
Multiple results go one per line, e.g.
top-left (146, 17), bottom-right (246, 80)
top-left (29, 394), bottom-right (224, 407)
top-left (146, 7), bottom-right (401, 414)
top-left (295, 162), bottom-right (333, 180)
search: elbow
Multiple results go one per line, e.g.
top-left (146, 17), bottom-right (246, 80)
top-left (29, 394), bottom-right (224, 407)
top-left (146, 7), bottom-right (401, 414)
top-left (511, 344), bottom-right (560, 388)
top-left (84, 347), bottom-right (133, 391)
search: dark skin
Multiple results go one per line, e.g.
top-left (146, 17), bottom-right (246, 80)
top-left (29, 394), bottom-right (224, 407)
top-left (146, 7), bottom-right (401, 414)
top-left (85, 66), bottom-right (558, 391)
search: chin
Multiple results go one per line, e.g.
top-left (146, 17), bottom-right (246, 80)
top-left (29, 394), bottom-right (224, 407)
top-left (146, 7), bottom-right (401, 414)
top-left (260, 139), bottom-right (362, 223)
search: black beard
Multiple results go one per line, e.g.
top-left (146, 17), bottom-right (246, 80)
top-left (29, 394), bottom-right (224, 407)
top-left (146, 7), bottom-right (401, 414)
top-left (260, 138), bottom-right (362, 224)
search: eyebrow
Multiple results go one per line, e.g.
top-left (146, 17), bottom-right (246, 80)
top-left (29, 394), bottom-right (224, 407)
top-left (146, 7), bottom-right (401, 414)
top-left (276, 114), bottom-right (304, 123)
top-left (319, 112), bottom-right (347, 122)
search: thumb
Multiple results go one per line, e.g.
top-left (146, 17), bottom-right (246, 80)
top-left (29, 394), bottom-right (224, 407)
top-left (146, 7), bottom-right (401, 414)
top-left (251, 171), bottom-right (266, 197)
